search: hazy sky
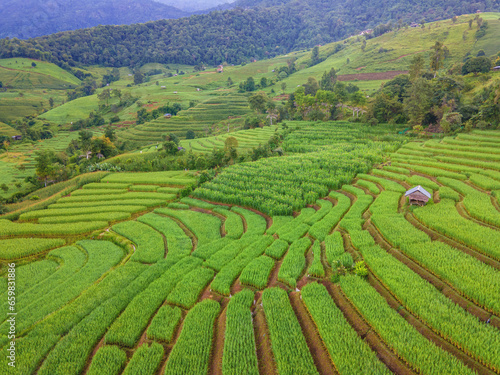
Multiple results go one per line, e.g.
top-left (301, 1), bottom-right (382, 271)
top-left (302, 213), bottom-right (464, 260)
top-left (155, 0), bottom-right (237, 12)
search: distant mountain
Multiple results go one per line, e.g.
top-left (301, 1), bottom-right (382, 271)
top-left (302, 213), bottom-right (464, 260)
top-left (154, 0), bottom-right (236, 12)
top-left (0, 0), bottom-right (189, 39)
top-left (1, 0), bottom-right (499, 67)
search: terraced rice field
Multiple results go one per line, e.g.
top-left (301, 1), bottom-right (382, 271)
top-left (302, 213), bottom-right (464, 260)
top-left (1, 125), bottom-right (500, 375)
top-left (117, 94), bottom-right (251, 144)
top-left (180, 125), bottom-right (279, 153)
top-left (0, 132), bottom-right (97, 200)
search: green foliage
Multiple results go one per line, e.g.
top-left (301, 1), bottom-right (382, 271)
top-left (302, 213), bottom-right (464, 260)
top-left (308, 241), bottom-right (325, 277)
top-left (341, 276), bottom-right (476, 375)
top-left (324, 231), bottom-right (344, 267)
top-left (264, 238), bottom-right (289, 259)
top-left (414, 198), bottom-right (500, 260)
top-left (278, 237), bottom-right (311, 288)
top-left (155, 207), bottom-right (221, 247)
top-left (211, 235), bottom-right (273, 295)
top-left (222, 289), bottom-right (259, 375)
top-left (308, 192), bottom-right (351, 241)
top-left (302, 282), bottom-right (391, 375)
top-left (112, 221), bottom-right (164, 263)
top-left (87, 346), bottom-right (127, 375)
top-left (105, 256), bottom-right (200, 347)
top-left (122, 342), bottom-right (164, 375)
top-left (360, 244), bottom-right (500, 371)
top-left (164, 299), bottom-right (220, 375)
top-left (262, 287), bottom-right (318, 375)
top-left (0, 219), bottom-right (108, 236)
top-left (167, 267), bottom-right (215, 309)
top-left (137, 213), bottom-right (192, 262)
top-left (147, 305), bottom-right (182, 343)
top-left (240, 255), bottom-right (275, 289)
top-left (0, 238), bottom-right (65, 259)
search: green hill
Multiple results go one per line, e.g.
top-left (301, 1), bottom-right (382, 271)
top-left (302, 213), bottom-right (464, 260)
top-left (1, 0), bottom-right (499, 67)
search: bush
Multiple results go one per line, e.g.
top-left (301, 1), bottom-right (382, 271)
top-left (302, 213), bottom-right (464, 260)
top-left (462, 56), bottom-right (492, 75)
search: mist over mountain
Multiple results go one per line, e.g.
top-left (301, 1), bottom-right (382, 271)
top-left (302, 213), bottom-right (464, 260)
top-left (0, 0), bottom-right (189, 39)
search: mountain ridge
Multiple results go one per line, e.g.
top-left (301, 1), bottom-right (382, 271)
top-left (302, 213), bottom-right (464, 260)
top-left (0, 0), bottom-right (189, 39)
top-left (1, 0), bottom-right (499, 67)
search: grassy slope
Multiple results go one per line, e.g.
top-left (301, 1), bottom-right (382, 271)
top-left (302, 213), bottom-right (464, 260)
top-left (0, 58), bottom-right (81, 86)
top-left (0, 122), bottom-right (18, 137)
top-left (0, 132), bottom-right (102, 200)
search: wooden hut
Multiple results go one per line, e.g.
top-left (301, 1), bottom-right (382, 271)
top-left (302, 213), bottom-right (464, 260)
top-left (405, 186), bottom-right (431, 206)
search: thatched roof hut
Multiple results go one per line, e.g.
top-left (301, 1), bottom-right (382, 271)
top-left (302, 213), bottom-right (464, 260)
top-left (405, 185), bottom-right (431, 206)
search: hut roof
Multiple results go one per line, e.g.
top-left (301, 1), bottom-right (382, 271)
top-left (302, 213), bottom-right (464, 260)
top-left (405, 185), bottom-right (431, 199)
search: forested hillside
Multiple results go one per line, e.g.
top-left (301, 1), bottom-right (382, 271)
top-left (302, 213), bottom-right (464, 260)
top-left (1, 0), bottom-right (499, 67)
top-left (0, 0), bottom-right (188, 39)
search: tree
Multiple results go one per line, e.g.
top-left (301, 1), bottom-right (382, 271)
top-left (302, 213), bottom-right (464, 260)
top-left (134, 71), bottom-right (144, 85)
top-left (163, 141), bottom-right (178, 155)
top-left (451, 16), bottom-right (458, 24)
top-left (260, 77), bottom-right (268, 88)
top-left (112, 88), bottom-right (122, 100)
top-left (105, 126), bottom-right (115, 142)
top-left (319, 68), bottom-right (337, 91)
top-left (311, 46), bottom-right (320, 66)
top-left (49, 97), bottom-right (54, 108)
top-left (227, 77), bottom-right (233, 86)
top-left (97, 88), bottom-right (111, 106)
top-left (248, 91), bottom-right (269, 113)
top-left (224, 136), bottom-right (238, 151)
top-left (35, 151), bottom-right (55, 187)
top-left (409, 55), bottom-right (425, 81)
top-left (361, 39), bottom-right (367, 52)
top-left (303, 77), bottom-right (319, 96)
top-left (31, 62), bottom-right (36, 67)
top-left (404, 78), bottom-right (433, 125)
top-left (462, 57), bottom-right (492, 75)
top-left (281, 82), bottom-right (287, 93)
top-left (430, 41), bottom-right (446, 77)
top-left (78, 130), bottom-right (93, 152)
top-left (224, 137), bottom-right (238, 164)
top-left (240, 77), bottom-right (256, 91)
top-left (186, 130), bottom-right (196, 139)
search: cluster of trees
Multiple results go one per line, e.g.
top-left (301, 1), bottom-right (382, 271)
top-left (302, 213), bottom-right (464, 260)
top-left (113, 128), bottom-right (285, 173)
top-left (1, 0), bottom-right (495, 68)
top-left (136, 103), bottom-right (182, 124)
top-left (32, 128), bottom-right (118, 188)
top-left (8, 117), bottom-right (54, 142)
top-left (246, 67), bottom-right (366, 123)
top-left (366, 53), bottom-right (500, 131)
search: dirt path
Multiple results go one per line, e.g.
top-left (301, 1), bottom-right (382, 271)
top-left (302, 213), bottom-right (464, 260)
top-left (366, 221), bottom-right (500, 326)
top-left (343, 232), bottom-right (498, 374)
top-left (157, 213), bottom-right (198, 253)
top-left (362, 274), bottom-right (496, 375)
top-left (253, 301), bottom-right (277, 375)
top-left (405, 213), bottom-right (500, 271)
top-left (322, 282), bottom-right (415, 375)
top-left (288, 292), bottom-right (339, 374)
top-left (210, 306), bottom-right (227, 375)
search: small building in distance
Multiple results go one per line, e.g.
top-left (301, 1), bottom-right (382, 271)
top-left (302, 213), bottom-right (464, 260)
top-left (405, 185), bottom-right (431, 206)
top-left (217, 65), bottom-right (224, 73)
top-left (493, 66), bottom-right (500, 71)
top-left (164, 113), bottom-right (172, 119)
top-left (11, 135), bottom-right (22, 141)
